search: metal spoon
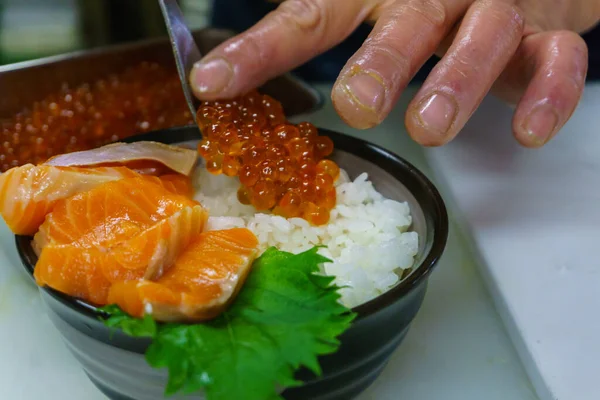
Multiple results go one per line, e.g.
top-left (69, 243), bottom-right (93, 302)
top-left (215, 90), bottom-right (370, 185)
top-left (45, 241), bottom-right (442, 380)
top-left (157, 0), bottom-right (203, 122)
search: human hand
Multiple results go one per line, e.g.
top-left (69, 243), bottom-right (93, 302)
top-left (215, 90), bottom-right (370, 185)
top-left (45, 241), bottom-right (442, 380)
top-left (189, 0), bottom-right (600, 148)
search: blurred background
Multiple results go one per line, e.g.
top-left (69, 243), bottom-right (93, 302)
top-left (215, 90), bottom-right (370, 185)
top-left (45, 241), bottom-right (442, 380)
top-left (0, 0), bottom-right (209, 65)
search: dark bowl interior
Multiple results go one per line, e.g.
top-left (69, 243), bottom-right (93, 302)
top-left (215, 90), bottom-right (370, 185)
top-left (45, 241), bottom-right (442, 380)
top-left (15, 126), bottom-right (448, 400)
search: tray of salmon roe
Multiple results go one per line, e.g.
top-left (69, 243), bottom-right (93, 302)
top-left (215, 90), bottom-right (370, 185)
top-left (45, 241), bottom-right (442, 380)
top-left (0, 28), bottom-right (322, 173)
top-left (196, 91), bottom-right (340, 225)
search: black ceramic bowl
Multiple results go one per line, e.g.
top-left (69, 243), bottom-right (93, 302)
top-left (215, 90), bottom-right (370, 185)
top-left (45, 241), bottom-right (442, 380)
top-left (16, 126), bottom-right (448, 400)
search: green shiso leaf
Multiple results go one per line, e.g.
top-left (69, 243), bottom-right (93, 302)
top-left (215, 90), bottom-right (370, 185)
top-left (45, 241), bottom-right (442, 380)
top-left (100, 246), bottom-right (356, 400)
top-left (98, 304), bottom-right (157, 337)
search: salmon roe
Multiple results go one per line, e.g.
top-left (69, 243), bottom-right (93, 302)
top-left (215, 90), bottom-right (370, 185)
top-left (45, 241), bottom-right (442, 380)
top-left (0, 62), bottom-right (193, 171)
top-left (196, 91), bottom-right (339, 225)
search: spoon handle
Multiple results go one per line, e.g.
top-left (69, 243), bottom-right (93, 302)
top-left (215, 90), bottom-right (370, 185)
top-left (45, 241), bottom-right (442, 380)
top-left (157, 0), bottom-right (203, 122)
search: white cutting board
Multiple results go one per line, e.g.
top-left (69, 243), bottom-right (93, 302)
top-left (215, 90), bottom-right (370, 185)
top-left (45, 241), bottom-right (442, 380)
top-left (425, 84), bottom-right (600, 400)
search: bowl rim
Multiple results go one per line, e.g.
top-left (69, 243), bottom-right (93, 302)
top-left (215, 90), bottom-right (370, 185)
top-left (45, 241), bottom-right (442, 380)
top-left (15, 125), bottom-right (448, 323)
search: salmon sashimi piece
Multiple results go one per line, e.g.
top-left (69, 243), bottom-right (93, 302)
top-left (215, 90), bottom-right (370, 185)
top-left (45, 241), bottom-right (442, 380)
top-left (32, 176), bottom-right (196, 254)
top-left (0, 164), bottom-right (140, 235)
top-left (94, 160), bottom-right (174, 177)
top-left (34, 206), bottom-right (207, 304)
top-left (107, 228), bottom-right (260, 322)
top-left (33, 245), bottom-right (112, 305)
top-left (33, 177), bottom-right (207, 304)
top-left (44, 141), bottom-right (199, 176)
top-left (155, 174), bottom-right (194, 198)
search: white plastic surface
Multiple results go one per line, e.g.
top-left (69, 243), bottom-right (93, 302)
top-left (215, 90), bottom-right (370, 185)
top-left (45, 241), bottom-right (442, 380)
top-left (425, 84), bottom-right (600, 400)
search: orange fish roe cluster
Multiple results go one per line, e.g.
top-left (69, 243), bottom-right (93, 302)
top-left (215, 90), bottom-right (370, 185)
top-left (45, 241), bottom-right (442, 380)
top-left (0, 62), bottom-right (193, 172)
top-left (196, 91), bottom-right (340, 225)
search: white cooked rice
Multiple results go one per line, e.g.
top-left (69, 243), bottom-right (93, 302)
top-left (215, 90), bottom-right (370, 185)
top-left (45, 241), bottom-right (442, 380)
top-left (193, 166), bottom-right (418, 308)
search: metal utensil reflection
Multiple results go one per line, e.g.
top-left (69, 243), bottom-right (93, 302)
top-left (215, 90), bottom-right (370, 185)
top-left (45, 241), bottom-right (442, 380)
top-left (157, 0), bottom-right (203, 123)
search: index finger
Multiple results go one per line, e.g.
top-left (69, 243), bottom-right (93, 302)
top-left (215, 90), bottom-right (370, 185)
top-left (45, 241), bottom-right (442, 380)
top-left (189, 0), bottom-right (371, 100)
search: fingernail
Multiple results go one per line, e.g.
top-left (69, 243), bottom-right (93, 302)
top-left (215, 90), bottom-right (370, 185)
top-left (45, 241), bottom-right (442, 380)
top-left (523, 104), bottom-right (559, 145)
top-left (343, 72), bottom-right (385, 112)
top-left (414, 92), bottom-right (457, 135)
top-left (191, 58), bottom-right (233, 94)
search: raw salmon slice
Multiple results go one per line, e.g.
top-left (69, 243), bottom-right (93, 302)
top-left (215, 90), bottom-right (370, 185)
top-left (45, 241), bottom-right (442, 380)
top-left (0, 164), bottom-right (141, 235)
top-left (156, 174), bottom-right (194, 198)
top-left (44, 141), bottom-right (199, 176)
top-left (33, 177), bottom-right (207, 304)
top-left (107, 228), bottom-right (260, 322)
top-left (33, 175), bottom-right (194, 253)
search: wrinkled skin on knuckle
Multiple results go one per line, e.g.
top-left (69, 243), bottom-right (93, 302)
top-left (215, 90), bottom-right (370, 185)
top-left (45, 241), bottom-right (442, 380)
top-left (359, 37), bottom-right (413, 83)
top-left (441, 36), bottom-right (489, 80)
top-left (491, 2), bottom-right (525, 39)
top-left (227, 33), bottom-right (271, 74)
top-left (442, 4), bottom-right (523, 79)
top-left (366, 0), bottom-right (401, 22)
top-left (275, 0), bottom-right (326, 34)
top-left (469, 1), bottom-right (524, 44)
top-left (445, 53), bottom-right (481, 81)
top-left (400, 0), bottom-right (449, 30)
top-left (493, 28), bottom-right (588, 104)
top-left (549, 30), bottom-right (588, 86)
